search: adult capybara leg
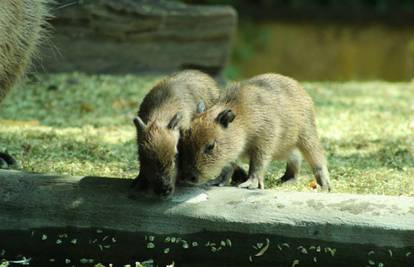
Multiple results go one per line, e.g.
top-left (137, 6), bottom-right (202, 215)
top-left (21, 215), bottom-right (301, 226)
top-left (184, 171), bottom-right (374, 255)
top-left (0, 152), bottom-right (20, 169)
top-left (277, 149), bottom-right (302, 184)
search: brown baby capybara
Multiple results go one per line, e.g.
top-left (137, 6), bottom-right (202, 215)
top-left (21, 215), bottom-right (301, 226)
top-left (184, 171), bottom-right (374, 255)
top-left (180, 73), bottom-right (331, 191)
top-left (131, 70), bottom-right (220, 198)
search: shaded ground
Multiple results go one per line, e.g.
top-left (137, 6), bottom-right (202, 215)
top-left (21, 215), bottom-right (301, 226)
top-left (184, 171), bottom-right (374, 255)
top-left (0, 73), bottom-right (413, 196)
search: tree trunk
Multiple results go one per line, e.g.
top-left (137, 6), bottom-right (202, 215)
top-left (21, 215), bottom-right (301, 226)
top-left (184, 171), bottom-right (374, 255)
top-left (40, 0), bottom-right (237, 76)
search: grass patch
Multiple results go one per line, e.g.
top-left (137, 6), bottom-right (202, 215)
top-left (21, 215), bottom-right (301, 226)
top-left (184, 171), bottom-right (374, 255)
top-left (1, 73), bottom-right (413, 196)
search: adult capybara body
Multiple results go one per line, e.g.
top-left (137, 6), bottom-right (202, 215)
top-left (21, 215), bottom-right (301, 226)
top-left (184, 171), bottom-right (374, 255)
top-left (0, 0), bottom-right (49, 103)
top-left (0, 1), bottom-right (49, 168)
top-left (132, 70), bottom-right (220, 197)
top-left (181, 73), bottom-right (331, 191)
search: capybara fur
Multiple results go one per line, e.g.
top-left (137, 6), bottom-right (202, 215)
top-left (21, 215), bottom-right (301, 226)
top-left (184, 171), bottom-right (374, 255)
top-left (0, 0), bottom-right (49, 104)
top-left (180, 73), bottom-right (331, 191)
top-left (0, 0), bottom-right (49, 168)
top-left (132, 70), bottom-right (220, 198)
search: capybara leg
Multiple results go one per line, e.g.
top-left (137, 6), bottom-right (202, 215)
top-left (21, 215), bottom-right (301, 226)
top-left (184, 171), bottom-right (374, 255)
top-left (230, 163), bottom-right (248, 186)
top-left (207, 164), bottom-right (234, 186)
top-left (298, 132), bottom-right (331, 192)
top-left (238, 175), bottom-right (260, 189)
top-left (0, 152), bottom-right (20, 170)
top-left (313, 165), bottom-right (331, 192)
top-left (239, 153), bottom-right (270, 190)
top-left (277, 149), bottom-right (302, 184)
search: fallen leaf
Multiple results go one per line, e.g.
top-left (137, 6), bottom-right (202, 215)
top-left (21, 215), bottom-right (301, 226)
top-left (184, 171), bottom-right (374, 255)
top-left (309, 180), bottom-right (318, 190)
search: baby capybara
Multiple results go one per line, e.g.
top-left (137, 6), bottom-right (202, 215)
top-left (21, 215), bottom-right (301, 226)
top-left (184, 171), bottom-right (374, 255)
top-left (180, 73), bottom-right (331, 191)
top-left (132, 70), bottom-right (220, 197)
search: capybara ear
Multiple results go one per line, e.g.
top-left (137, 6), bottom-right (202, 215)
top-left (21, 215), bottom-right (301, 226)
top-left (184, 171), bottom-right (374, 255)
top-left (168, 112), bottom-right (183, 130)
top-left (133, 116), bottom-right (147, 131)
top-left (196, 100), bottom-right (206, 114)
top-left (216, 109), bottom-right (235, 128)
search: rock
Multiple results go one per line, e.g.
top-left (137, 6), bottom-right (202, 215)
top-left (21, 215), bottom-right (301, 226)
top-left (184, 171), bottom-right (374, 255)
top-left (40, 0), bottom-right (237, 75)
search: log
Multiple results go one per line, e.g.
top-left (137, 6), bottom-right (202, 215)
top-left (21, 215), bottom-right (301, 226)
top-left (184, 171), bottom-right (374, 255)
top-left (40, 0), bottom-right (237, 75)
top-left (0, 170), bottom-right (413, 266)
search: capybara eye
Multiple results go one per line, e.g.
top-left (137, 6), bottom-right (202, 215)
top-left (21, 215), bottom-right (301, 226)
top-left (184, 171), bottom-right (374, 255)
top-left (204, 142), bottom-right (215, 154)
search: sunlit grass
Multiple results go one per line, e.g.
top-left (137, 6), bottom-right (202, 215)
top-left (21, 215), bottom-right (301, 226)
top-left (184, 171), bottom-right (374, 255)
top-left (1, 73), bottom-right (413, 196)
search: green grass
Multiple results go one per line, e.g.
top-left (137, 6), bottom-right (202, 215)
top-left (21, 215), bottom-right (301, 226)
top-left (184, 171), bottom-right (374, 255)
top-left (1, 73), bottom-right (413, 196)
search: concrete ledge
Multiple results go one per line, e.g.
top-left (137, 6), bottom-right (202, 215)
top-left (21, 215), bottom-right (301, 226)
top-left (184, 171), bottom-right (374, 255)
top-left (0, 170), bottom-right (413, 266)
